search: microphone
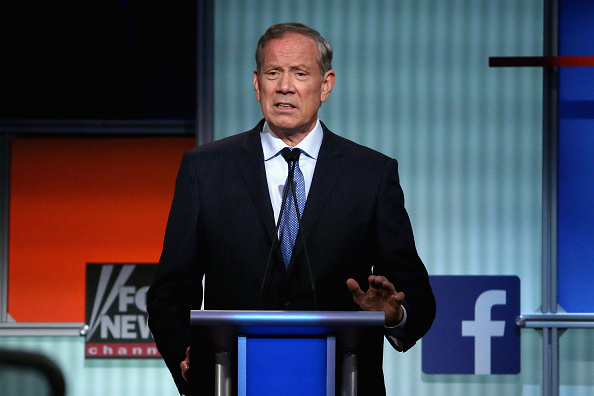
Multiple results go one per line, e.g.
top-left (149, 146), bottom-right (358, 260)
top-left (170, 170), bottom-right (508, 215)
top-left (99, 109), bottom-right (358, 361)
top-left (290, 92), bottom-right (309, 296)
top-left (282, 148), bottom-right (318, 310)
top-left (258, 148), bottom-right (301, 308)
top-left (258, 147), bottom-right (318, 310)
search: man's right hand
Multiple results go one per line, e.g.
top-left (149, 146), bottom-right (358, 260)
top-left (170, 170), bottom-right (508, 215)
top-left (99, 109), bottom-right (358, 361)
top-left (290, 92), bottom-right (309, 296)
top-left (180, 346), bottom-right (190, 383)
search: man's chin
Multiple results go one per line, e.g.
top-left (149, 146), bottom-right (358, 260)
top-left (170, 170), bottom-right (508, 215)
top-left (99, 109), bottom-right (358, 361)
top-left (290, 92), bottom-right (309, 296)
top-left (267, 121), bottom-right (314, 138)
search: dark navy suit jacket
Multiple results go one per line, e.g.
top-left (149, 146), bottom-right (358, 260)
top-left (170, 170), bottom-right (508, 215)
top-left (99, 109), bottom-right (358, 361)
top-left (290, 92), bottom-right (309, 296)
top-left (147, 120), bottom-right (435, 395)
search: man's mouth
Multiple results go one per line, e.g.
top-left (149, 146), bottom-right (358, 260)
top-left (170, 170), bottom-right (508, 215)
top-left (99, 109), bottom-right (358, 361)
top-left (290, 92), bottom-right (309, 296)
top-left (276, 103), bottom-right (295, 109)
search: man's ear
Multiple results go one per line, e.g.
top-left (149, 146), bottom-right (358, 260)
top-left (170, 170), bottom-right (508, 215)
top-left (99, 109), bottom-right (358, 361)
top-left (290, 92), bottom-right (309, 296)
top-left (253, 70), bottom-right (261, 102)
top-left (320, 69), bottom-right (335, 103)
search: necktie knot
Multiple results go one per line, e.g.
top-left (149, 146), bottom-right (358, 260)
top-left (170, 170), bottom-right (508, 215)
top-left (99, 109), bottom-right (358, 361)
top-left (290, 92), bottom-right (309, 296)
top-left (281, 147), bottom-right (301, 163)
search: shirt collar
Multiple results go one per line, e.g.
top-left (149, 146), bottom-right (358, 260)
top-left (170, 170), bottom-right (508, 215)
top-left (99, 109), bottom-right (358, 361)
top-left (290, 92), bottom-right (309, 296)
top-left (261, 120), bottom-right (323, 161)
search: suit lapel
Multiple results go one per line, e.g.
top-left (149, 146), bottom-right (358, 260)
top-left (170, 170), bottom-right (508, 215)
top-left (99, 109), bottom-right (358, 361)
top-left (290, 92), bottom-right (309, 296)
top-left (235, 122), bottom-right (277, 245)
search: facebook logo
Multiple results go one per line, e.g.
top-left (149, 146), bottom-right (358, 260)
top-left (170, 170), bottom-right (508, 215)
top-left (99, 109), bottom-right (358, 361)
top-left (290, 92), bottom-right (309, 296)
top-left (422, 276), bottom-right (520, 375)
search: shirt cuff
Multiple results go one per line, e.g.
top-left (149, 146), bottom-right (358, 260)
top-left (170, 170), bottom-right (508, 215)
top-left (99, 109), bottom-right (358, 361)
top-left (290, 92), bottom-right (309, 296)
top-left (384, 305), bottom-right (407, 339)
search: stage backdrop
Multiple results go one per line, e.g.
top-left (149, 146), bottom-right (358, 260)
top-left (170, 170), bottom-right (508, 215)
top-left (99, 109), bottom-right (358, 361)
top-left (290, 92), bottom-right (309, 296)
top-left (2, 1), bottom-right (555, 395)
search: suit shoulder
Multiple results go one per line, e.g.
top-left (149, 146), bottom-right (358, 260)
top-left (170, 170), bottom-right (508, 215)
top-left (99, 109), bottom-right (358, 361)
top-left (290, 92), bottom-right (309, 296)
top-left (183, 128), bottom-right (259, 161)
top-left (324, 129), bottom-right (394, 165)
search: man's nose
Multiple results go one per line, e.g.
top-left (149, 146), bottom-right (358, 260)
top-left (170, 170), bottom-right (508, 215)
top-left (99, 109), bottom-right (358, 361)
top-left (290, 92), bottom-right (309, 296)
top-left (277, 72), bottom-right (294, 94)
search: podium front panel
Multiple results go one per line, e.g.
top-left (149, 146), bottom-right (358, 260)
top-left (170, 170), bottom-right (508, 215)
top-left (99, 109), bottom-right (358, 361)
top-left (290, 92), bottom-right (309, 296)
top-left (238, 336), bottom-right (333, 396)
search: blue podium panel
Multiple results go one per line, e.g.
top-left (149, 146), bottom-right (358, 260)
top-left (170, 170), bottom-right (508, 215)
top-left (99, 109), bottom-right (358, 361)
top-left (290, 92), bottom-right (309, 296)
top-left (238, 337), bottom-right (329, 396)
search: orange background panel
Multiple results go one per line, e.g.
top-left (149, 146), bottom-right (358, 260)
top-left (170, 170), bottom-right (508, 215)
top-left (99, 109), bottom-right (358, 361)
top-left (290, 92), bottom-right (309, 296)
top-left (9, 136), bottom-right (196, 322)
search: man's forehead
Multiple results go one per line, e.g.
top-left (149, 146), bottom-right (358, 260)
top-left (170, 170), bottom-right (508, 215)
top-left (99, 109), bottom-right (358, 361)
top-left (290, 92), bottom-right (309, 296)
top-left (260, 34), bottom-right (318, 65)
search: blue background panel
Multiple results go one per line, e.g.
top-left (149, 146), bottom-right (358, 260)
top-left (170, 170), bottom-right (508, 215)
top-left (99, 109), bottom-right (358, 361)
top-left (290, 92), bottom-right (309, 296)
top-left (557, 0), bottom-right (594, 313)
top-left (557, 120), bottom-right (594, 312)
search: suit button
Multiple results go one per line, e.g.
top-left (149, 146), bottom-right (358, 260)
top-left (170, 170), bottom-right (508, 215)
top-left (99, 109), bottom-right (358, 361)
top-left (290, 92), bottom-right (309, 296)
top-left (283, 298), bottom-right (290, 307)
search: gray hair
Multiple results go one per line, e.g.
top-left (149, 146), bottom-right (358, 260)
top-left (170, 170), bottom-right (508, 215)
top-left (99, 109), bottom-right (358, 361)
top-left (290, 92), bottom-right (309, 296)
top-left (255, 22), bottom-right (333, 77)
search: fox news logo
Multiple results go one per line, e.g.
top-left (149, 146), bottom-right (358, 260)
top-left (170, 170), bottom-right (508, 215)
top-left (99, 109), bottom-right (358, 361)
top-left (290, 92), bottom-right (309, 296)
top-left (422, 276), bottom-right (520, 374)
top-left (85, 263), bottom-right (159, 358)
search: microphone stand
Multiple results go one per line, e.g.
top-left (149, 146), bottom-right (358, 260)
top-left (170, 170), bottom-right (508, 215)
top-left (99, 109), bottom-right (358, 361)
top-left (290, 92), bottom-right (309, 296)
top-left (258, 149), bottom-right (298, 308)
top-left (289, 160), bottom-right (318, 310)
top-left (258, 148), bottom-right (318, 310)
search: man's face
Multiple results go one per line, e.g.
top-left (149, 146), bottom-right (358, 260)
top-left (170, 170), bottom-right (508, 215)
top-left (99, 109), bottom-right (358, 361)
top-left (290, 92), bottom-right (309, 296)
top-left (254, 33), bottom-right (335, 139)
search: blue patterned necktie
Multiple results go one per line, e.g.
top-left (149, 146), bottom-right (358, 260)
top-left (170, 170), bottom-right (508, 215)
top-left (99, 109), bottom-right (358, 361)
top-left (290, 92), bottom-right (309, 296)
top-left (279, 148), bottom-right (306, 268)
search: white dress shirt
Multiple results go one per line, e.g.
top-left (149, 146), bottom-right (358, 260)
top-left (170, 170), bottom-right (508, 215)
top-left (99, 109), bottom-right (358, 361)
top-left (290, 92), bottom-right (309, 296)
top-left (260, 119), bottom-right (323, 223)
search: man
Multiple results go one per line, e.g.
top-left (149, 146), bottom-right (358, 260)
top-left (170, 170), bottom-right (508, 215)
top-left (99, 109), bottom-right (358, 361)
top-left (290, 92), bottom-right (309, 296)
top-left (147, 22), bottom-right (435, 395)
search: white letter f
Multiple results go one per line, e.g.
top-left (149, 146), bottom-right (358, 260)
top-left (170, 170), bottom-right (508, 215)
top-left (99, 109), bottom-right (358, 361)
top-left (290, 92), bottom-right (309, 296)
top-left (462, 289), bottom-right (506, 374)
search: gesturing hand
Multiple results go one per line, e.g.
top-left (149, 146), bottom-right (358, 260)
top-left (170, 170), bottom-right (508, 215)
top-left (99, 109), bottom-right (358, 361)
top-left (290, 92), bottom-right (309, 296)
top-left (180, 346), bottom-right (190, 383)
top-left (347, 275), bottom-right (405, 326)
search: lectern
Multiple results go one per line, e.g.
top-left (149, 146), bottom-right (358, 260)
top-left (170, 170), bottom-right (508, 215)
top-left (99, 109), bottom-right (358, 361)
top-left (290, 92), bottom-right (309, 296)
top-left (190, 310), bottom-right (385, 396)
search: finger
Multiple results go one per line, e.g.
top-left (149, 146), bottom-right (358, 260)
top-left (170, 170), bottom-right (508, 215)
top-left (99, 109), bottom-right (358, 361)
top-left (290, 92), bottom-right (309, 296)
top-left (180, 359), bottom-right (190, 383)
top-left (181, 360), bottom-right (190, 371)
top-left (369, 276), bottom-right (397, 296)
top-left (389, 292), bottom-right (406, 309)
top-left (381, 279), bottom-right (397, 295)
top-left (346, 278), bottom-right (366, 305)
top-left (369, 275), bottom-right (394, 292)
top-left (368, 275), bottom-right (388, 288)
top-left (181, 369), bottom-right (190, 383)
top-left (346, 278), bottom-right (362, 294)
top-left (181, 346), bottom-right (191, 383)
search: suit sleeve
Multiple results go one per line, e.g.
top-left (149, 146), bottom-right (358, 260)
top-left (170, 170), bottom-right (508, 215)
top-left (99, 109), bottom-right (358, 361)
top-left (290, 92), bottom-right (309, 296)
top-left (373, 158), bottom-right (436, 352)
top-left (147, 150), bottom-right (204, 395)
